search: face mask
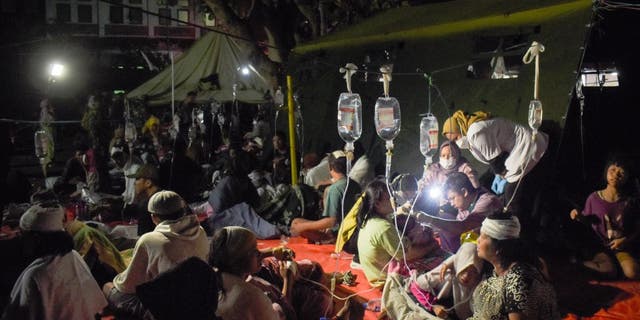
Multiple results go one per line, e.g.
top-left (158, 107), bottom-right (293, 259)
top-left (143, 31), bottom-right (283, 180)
top-left (455, 136), bottom-right (470, 149)
top-left (439, 157), bottom-right (456, 170)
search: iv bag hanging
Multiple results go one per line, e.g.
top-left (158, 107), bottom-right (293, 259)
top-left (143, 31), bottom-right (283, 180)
top-left (124, 121), bottom-right (137, 143)
top-left (337, 93), bottom-right (362, 144)
top-left (420, 114), bottom-right (439, 160)
top-left (374, 65), bottom-right (401, 142)
top-left (374, 97), bottom-right (401, 141)
top-left (34, 130), bottom-right (51, 159)
top-left (528, 100), bottom-right (543, 132)
top-left (337, 63), bottom-right (362, 146)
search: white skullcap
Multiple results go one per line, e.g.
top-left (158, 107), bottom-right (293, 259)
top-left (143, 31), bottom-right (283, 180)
top-left (480, 216), bottom-right (520, 240)
top-left (148, 191), bottom-right (185, 216)
top-left (20, 204), bottom-right (65, 232)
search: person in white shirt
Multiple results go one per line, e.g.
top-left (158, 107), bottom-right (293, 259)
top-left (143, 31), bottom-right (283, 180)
top-left (2, 203), bottom-right (107, 320)
top-left (442, 110), bottom-right (550, 242)
top-left (102, 191), bottom-right (209, 317)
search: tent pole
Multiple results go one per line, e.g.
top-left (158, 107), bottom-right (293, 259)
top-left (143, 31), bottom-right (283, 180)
top-left (170, 51), bottom-right (175, 117)
top-left (287, 75), bottom-right (298, 185)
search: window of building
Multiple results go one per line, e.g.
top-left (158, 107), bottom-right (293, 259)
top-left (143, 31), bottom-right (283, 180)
top-left (78, 5), bottom-right (92, 23)
top-left (56, 3), bottom-right (71, 22)
top-left (158, 8), bottom-right (171, 25)
top-left (580, 66), bottom-right (620, 87)
top-left (110, 1), bottom-right (123, 24)
top-left (178, 0), bottom-right (189, 7)
top-left (129, 7), bottom-right (143, 24)
top-left (129, 0), bottom-right (142, 4)
top-left (177, 9), bottom-right (189, 25)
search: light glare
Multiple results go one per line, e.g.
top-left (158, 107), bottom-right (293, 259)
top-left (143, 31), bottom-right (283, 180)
top-left (428, 187), bottom-right (442, 199)
top-left (50, 63), bottom-right (65, 77)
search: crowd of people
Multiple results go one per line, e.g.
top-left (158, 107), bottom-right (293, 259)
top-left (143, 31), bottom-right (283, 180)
top-left (1, 105), bottom-right (639, 319)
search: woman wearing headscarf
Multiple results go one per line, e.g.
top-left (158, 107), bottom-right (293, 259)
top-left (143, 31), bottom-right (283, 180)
top-left (469, 212), bottom-right (559, 319)
top-left (442, 110), bottom-right (550, 241)
top-left (412, 242), bottom-right (486, 319)
top-left (422, 140), bottom-right (479, 190)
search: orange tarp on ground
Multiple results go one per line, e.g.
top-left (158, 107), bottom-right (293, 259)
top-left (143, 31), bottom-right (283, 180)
top-left (260, 237), bottom-right (640, 320)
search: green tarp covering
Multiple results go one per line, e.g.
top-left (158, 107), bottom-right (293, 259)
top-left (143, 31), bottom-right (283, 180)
top-left (290, 0), bottom-right (592, 175)
top-left (127, 31), bottom-right (269, 105)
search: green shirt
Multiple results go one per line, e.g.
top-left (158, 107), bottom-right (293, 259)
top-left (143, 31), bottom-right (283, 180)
top-left (322, 177), bottom-right (361, 231)
top-left (357, 217), bottom-right (408, 287)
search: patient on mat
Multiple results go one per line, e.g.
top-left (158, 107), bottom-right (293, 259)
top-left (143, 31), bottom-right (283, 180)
top-left (411, 242), bottom-right (486, 319)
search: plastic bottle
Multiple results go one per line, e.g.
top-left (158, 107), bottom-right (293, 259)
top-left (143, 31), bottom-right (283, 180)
top-left (34, 130), bottom-right (50, 159)
top-left (374, 97), bottom-right (401, 141)
top-left (363, 298), bottom-right (382, 312)
top-left (337, 93), bottom-right (362, 143)
top-left (420, 114), bottom-right (439, 160)
top-left (124, 121), bottom-right (137, 143)
top-left (528, 100), bottom-right (543, 131)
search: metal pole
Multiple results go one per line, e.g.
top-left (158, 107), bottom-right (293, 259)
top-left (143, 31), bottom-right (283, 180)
top-left (287, 75), bottom-right (298, 185)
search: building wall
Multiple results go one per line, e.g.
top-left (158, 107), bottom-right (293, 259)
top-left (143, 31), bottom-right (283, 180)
top-left (44, 0), bottom-right (210, 39)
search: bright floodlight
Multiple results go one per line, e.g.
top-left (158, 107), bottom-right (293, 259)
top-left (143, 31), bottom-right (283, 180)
top-left (50, 63), bottom-right (65, 77)
top-left (241, 66), bottom-right (250, 76)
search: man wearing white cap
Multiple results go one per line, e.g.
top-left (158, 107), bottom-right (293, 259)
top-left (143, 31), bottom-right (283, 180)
top-left (102, 191), bottom-right (209, 317)
top-left (2, 204), bottom-right (107, 320)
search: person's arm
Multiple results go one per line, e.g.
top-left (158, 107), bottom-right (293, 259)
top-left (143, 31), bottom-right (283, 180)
top-left (508, 313), bottom-right (524, 320)
top-left (459, 163), bottom-right (480, 189)
top-left (113, 237), bottom-right (150, 294)
top-left (415, 212), bottom-right (477, 235)
top-left (290, 217), bottom-right (336, 235)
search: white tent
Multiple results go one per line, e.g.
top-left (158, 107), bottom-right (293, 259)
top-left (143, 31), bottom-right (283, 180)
top-left (127, 31), bottom-right (271, 105)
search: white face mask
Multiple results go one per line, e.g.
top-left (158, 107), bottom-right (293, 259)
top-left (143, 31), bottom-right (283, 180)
top-left (439, 157), bottom-right (456, 170)
top-left (455, 136), bottom-right (470, 149)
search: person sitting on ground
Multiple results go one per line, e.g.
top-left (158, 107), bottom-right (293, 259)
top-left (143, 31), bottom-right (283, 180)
top-left (121, 164), bottom-right (161, 235)
top-left (140, 115), bottom-right (169, 164)
top-left (469, 212), bottom-right (559, 319)
top-left (102, 191), bottom-right (209, 318)
top-left (387, 214), bottom-right (448, 276)
top-left (569, 157), bottom-right (640, 279)
top-left (110, 147), bottom-right (143, 206)
top-left (415, 172), bottom-right (503, 253)
top-left (159, 136), bottom-right (202, 203)
top-left (2, 203), bottom-right (107, 320)
top-left (290, 151), bottom-right (361, 243)
top-left (63, 207), bottom-right (127, 286)
top-left (54, 139), bottom-right (97, 195)
top-left (356, 179), bottom-right (443, 287)
top-left (416, 140), bottom-right (480, 214)
top-left (412, 241), bottom-right (487, 319)
top-left (209, 226), bottom-right (281, 320)
top-left (349, 141), bottom-right (375, 188)
top-left (208, 148), bottom-right (260, 214)
top-left (267, 131), bottom-right (292, 185)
